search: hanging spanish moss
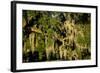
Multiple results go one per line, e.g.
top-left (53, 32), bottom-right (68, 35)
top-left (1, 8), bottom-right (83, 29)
top-left (22, 10), bottom-right (91, 63)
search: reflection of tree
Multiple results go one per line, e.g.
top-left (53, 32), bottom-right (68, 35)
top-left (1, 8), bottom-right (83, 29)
top-left (22, 10), bottom-right (91, 62)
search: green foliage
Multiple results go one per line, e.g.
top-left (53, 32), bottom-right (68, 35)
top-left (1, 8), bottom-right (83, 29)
top-left (76, 24), bottom-right (90, 47)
